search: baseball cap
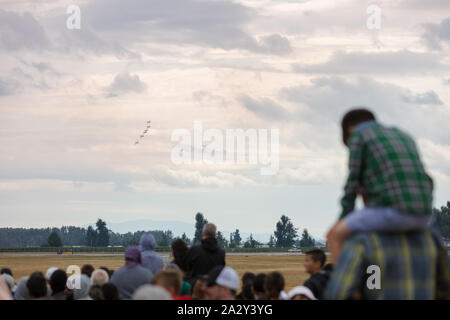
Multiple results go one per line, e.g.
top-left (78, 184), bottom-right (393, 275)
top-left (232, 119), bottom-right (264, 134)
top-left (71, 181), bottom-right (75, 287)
top-left (287, 286), bottom-right (317, 300)
top-left (206, 266), bottom-right (239, 291)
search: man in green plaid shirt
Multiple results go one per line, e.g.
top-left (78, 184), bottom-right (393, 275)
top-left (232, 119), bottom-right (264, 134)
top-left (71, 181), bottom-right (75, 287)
top-left (327, 109), bottom-right (433, 264)
top-left (325, 229), bottom-right (450, 299)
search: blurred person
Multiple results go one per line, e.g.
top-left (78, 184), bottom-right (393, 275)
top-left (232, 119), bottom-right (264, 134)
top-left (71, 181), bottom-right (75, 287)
top-left (27, 272), bottom-right (48, 300)
top-left (74, 274), bottom-right (92, 300)
top-left (191, 276), bottom-right (208, 300)
top-left (204, 266), bottom-right (239, 300)
top-left (91, 268), bottom-right (109, 286)
top-left (184, 223), bottom-right (225, 284)
top-left (81, 264), bottom-right (95, 278)
top-left (139, 232), bottom-right (164, 275)
top-left (0, 276), bottom-right (13, 300)
top-left (132, 284), bottom-right (171, 300)
top-left (110, 246), bottom-right (153, 299)
top-left (327, 108), bottom-right (433, 264)
top-left (303, 249), bottom-right (332, 300)
top-left (325, 229), bottom-right (450, 300)
top-left (89, 285), bottom-right (104, 300)
top-left (170, 238), bottom-right (189, 271)
top-left (102, 283), bottom-right (120, 300)
top-left (1, 273), bottom-right (15, 294)
top-left (265, 272), bottom-right (284, 300)
top-left (236, 272), bottom-right (255, 300)
top-left (0, 268), bottom-right (13, 277)
top-left (165, 262), bottom-right (191, 297)
top-left (251, 273), bottom-right (267, 300)
top-left (49, 269), bottom-right (67, 300)
top-left (288, 286), bottom-right (317, 300)
top-left (151, 269), bottom-right (183, 299)
top-left (14, 276), bottom-right (29, 300)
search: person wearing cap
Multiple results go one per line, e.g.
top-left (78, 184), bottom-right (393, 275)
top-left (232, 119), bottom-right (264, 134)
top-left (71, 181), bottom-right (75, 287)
top-left (110, 246), bottom-right (153, 299)
top-left (204, 266), bottom-right (239, 300)
top-left (288, 286), bottom-right (317, 300)
top-left (184, 223), bottom-right (225, 285)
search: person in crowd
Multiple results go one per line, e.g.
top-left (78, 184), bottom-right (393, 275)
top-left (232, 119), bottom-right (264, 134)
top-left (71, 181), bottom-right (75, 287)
top-left (0, 276), bottom-right (13, 300)
top-left (251, 273), bottom-right (267, 300)
top-left (110, 246), bottom-right (153, 299)
top-left (74, 274), bottom-right (92, 300)
top-left (303, 249), bottom-right (332, 300)
top-left (191, 276), bottom-right (208, 300)
top-left (327, 108), bottom-right (434, 264)
top-left (184, 223), bottom-right (225, 284)
top-left (139, 232), bottom-right (164, 275)
top-left (102, 283), bottom-right (120, 300)
top-left (91, 269), bottom-right (109, 286)
top-left (27, 272), bottom-right (48, 300)
top-left (325, 229), bottom-right (450, 299)
top-left (14, 276), bottom-right (29, 300)
top-left (171, 238), bottom-right (189, 272)
top-left (288, 286), bottom-right (317, 300)
top-left (204, 266), bottom-right (239, 300)
top-left (132, 284), bottom-right (171, 300)
top-left (89, 285), bottom-right (104, 300)
top-left (81, 264), bottom-right (95, 278)
top-left (265, 271), bottom-right (285, 300)
top-left (0, 268), bottom-right (13, 277)
top-left (236, 272), bottom-right (255, 300)
top-left (99, 266), bottom-right (112, 278)
top-left (1, 273), bottom-right (15, 295)
top-left (151, 269), bottom-right (183, 299)
top-left (49, 269), bottom-right (67, 300)
top-left (165, 262), bottom-right (192, 297)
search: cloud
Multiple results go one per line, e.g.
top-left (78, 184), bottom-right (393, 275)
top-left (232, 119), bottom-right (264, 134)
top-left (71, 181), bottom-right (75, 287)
top-left (0, 78), bottom-right (21, 96)
top-left (238, 94), bottom-right (290, 120)
top-left (105, 72), bottom-right (147, 97)
top-left (82, 0), bottom-right (292, 55)
top-left (422, 17), bottom-right (450, 50)
top-left (292, 50), bottom-right (449, 75)
top-left (0, 10), bottom-right (50, 51)
top-left (401, 90), bottom-right (443, 105)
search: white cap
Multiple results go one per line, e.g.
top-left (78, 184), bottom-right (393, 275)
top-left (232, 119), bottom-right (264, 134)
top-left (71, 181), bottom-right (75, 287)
top-left (287, 286), bottom-right (317, 300)
top-left (212, 267), bottom-right (240, 291)
top-left (46, 267), bottom-right (58, 281)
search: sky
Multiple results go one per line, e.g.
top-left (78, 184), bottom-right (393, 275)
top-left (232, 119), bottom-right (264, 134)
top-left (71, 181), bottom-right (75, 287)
top-left (0, 0), bottom-right (449, 240)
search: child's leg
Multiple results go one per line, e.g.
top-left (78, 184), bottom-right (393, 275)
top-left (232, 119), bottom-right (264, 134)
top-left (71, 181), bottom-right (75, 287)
top-left (326, 220), bottom-right (351, 265)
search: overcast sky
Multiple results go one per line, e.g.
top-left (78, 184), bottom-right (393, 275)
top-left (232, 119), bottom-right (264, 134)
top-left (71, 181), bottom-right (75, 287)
top-left (0, 0), bottom-right (449, 239)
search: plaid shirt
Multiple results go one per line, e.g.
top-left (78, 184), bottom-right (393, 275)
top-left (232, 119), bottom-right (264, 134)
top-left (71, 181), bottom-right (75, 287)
top-left (325, 230), bottom-right (450, 300)
top-left (340, 122), bottom-right (433, 219)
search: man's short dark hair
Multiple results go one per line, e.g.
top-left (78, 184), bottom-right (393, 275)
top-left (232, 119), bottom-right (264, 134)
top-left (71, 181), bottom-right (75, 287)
top-left (341, 108), bottom-right (376, 146)
top-left (242, 272), bottom-right (255, 285)
top-left (27, 272), bottom-right (47, 298)
top-left (252, 273), bottom-right (267, 294)
top-left (306, 249), bottom-right (326, 267)
top-left (50, 269), bottom-right (67, 294)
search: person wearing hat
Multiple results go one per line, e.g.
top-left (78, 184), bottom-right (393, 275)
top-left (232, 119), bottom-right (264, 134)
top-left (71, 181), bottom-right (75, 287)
top-left (110, 246), bottom-right (153, 300)
top-left (288, 286), bottom-right (317, 300)
top-left (204, 266), bottom-right (239, 300)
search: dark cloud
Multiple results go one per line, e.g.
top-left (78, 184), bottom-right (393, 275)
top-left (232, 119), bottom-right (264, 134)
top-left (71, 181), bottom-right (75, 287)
top-left (422, 17), bottom-right (450, 50)
top-left (292, 50), bottom-right (448, 74)
top-left (0, 10), bottom-right (50, 51)
top-left (106, 72), bottom-right (147, 97)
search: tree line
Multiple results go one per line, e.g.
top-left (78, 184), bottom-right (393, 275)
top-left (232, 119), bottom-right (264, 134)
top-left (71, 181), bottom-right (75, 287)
top-left (1, 201), bottom-right (448, 248)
